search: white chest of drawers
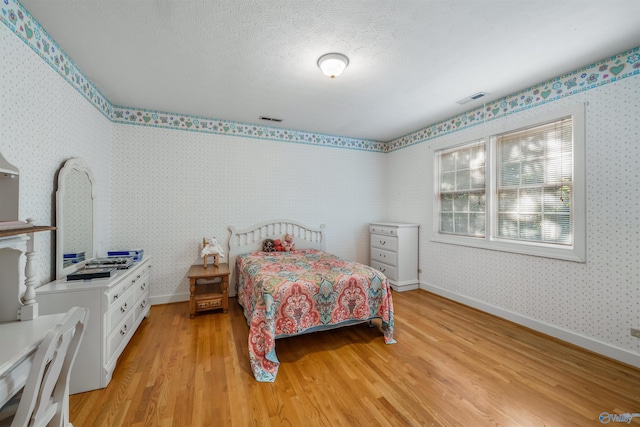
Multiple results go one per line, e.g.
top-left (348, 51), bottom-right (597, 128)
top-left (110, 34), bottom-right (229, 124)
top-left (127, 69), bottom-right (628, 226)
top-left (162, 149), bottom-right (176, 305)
top-left (36, 257), bottom-right (151, 394)
top-left (370, 223), bottom-right (419, 292)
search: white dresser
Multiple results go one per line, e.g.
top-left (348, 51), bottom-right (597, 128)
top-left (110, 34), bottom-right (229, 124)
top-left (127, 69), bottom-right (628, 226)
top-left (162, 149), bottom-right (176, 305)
top-left (37, 257), bottom-right (151, 394)
top-left (369, 223), bottom-right (419, 292)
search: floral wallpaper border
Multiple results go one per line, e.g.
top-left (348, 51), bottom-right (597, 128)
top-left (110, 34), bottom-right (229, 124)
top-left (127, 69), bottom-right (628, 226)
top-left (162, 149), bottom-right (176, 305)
top-left (2, 0), bottom-right (639, 153)
top-left (387, 47), bottom-right (640, 152)
top-left (111, 105), bottom-right (387, 152)
top-left (1, 0), bottom-right (112, 118)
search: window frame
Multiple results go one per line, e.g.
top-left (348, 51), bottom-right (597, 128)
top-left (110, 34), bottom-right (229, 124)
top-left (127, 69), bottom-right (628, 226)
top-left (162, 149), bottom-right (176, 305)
top-left (437, 139), bottom-right (487, 238)
top-left (428, 105), bottom-right (586, 262)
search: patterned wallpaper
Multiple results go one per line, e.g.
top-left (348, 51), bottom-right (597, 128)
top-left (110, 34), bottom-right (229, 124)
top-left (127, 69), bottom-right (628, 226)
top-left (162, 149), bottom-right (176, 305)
top-left (0, 22), bottom-right (112, 288)
top-left (110, 125), bottom-right (386, 301)
top-left (385, 76), bottom-right (640, 363)
top-left (2, 0), bottom-right (639, 366)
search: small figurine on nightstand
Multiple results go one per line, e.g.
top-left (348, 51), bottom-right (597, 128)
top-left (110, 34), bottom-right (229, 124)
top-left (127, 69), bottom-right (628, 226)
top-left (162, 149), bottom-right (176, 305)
top-left (283, 233), bottom-right (296, 251)
top-left (201, 237), bottom-right (225, 268)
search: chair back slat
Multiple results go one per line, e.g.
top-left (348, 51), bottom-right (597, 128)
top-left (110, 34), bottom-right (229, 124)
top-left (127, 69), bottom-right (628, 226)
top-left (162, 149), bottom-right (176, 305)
top-left (9, 307), bottom-right (88, 427)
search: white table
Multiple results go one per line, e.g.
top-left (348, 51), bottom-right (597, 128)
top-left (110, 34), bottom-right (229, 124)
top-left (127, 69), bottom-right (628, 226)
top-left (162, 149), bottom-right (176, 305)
top-left (0, 313), bottom-right (65, 408)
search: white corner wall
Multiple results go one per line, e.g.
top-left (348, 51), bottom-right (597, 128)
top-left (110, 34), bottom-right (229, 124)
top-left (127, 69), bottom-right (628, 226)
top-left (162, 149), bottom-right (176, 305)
top-left (385, 76), bottom-right (640, 367)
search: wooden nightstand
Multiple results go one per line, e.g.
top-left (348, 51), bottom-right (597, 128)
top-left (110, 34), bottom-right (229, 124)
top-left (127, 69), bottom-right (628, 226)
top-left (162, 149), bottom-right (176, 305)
top-left (187, 263), bottom-right (229, 318)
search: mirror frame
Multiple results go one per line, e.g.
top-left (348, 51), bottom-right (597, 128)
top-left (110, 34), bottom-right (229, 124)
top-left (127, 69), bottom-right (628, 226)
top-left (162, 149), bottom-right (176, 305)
top-left (55, 158), bottom-right (97, 279)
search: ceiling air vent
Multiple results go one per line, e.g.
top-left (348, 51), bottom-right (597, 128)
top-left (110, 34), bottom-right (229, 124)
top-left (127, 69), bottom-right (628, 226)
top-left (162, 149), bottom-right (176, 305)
top-left (456, 92), bottom-right (488, 105)
top-left (260, 116), bottom-right (283, 122)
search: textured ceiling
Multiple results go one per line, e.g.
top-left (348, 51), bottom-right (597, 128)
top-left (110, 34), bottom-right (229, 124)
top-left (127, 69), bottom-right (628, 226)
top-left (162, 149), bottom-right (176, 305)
top-left (19, 0), bottom-right (640, 142)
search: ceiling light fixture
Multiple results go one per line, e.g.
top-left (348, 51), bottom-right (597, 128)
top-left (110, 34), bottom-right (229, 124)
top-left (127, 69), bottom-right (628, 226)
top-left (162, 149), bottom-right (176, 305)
top-left (317, 53), bottom-right (349, 79)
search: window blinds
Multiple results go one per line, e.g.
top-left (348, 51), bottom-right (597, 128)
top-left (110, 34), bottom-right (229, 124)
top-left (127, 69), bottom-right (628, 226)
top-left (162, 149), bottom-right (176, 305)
top-left (496, 117), bottom-right (573, 244)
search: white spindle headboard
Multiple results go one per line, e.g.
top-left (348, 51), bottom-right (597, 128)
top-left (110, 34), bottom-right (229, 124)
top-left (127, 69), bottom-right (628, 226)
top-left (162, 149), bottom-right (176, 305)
top-left (227, 219), bottom-right (325, 296)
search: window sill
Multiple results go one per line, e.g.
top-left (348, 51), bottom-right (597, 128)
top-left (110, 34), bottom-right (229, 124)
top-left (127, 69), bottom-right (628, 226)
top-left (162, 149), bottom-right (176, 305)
top-left (430, 233), bottom-right (586, 262)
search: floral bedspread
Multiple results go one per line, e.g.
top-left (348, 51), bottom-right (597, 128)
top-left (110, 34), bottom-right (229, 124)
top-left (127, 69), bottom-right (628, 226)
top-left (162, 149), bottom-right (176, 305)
top-left (236, 249), bottom-right (395, 382)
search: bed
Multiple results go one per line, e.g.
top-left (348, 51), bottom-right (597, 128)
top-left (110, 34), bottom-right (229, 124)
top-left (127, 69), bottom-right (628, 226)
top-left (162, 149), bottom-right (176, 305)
top-left (228, 220), bottom-right (395, 382)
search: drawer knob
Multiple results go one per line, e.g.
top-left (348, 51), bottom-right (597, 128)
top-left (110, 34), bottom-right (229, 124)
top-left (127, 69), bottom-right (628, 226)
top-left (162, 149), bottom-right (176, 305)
top-left (141, 300), bottom-right (147, 308)
top-left (120, 325), bottom-right (128, 335)
top-left (380, 268), bottom-right (386, 272)
top-left (113, 294), bottom-right (119, 301)
top-left (140, 282), bottom-right (146, 290)
top-left (380, 240), bottom-right (386, 245)
top-left (120, 303), bottom-right (128, 313)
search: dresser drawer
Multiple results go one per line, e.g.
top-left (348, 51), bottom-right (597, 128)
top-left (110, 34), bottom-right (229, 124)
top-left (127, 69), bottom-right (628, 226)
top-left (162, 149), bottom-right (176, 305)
top-left (106, 312), bottom-right (134, 362)
top-left (371, 247), bottom-right (397, 267)
top-left (370, 260), bottom-right (398, 281)
top-left (371, 234), bottom-right (398, 251)
top-left (105, 279), bottom-right (131, 307)
top-left (134, 273), bottom-right (150, 302)
top-left (135, 296), bottom-right (150, 319)
top-left (107, 292), bottom-right (135, 333)
top-left (369, 225), bottom-right (398, 236)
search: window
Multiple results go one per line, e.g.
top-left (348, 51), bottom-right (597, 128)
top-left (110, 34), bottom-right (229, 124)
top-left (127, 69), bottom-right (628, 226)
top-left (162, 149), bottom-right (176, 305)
top-left (438, 140), bottom-right (486, 237)
top-left (429, 106), bottom-right (585, 262)
top-left (496, 119), bottom-right (573, 245)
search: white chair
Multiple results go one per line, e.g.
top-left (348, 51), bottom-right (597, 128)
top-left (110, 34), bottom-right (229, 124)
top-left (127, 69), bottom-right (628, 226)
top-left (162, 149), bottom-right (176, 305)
top-left (0, 307), bottom-right (88, 427)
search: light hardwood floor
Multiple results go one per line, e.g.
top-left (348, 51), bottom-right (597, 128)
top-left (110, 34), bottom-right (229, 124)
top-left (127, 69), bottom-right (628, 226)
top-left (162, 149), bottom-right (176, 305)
top-left (69, 290), bottom-right (640, 426)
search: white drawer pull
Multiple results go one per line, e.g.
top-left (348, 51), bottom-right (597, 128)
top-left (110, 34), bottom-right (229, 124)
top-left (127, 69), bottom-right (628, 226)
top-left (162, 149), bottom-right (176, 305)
top-left (120, 325), bottom-right (128, 335)
top-left (380, 240), bottom-right (386, 245)
top-left (113, 293), bottom-right (119, 301)
top-left (140, 282), bottom-right (147, 290)
top-left (120, 303), bottom-right (128, 313)
top-left (141, 300), bottom-right (147, 308)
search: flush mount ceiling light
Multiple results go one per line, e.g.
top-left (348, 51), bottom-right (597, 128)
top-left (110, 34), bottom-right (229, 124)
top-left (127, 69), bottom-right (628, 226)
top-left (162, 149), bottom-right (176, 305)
top-left (317, 53), bottom-right (349, 79)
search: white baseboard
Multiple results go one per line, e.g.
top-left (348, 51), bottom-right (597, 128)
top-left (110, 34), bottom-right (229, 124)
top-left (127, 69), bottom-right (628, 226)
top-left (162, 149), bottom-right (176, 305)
top-left (420, 281), bottom-right (640, 370)
top-left (150, 292), bottom-right (238, 306)
top-left (390, 282), bottom-right (419, 292)
top-left (150, 293), bottom-right (189, 306)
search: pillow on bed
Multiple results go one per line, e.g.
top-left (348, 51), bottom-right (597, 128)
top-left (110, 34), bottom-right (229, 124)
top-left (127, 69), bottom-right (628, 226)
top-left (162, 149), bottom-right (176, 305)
top-left (262, 239), bottom-right (275, 252)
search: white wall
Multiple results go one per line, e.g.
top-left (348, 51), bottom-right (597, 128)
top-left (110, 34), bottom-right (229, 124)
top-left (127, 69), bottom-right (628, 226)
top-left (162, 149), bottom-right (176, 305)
top-left (385, 76), bottom-right (640, 366)
top-left (0, 23), bottom-right (112, 286)
top-left (111, 124), bottom-right (386, 302)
